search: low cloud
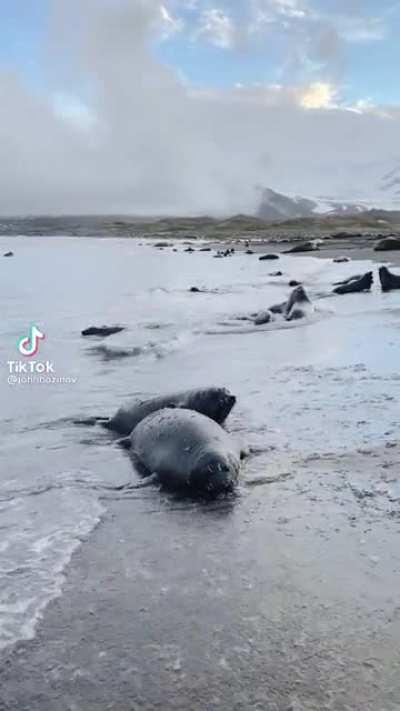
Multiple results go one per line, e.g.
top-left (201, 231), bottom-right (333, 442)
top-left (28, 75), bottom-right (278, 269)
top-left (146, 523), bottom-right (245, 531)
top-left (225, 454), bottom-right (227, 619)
top-left (0, 0), bottom-right (398, 215)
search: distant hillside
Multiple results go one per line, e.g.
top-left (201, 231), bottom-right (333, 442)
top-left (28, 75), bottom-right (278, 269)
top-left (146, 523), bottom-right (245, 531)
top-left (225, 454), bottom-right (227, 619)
top-left (1, 210), bottom-right (400, 239)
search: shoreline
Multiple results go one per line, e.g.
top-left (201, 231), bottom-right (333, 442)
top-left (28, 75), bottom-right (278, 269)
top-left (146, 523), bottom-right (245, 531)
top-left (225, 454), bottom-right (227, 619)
top-left (1, 442), bottom-right (400, 710)
top-left (1, 244), bottom-right (400, 710)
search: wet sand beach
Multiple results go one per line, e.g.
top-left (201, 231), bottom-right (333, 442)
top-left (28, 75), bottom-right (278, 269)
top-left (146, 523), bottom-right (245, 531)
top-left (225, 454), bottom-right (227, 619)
top-left (1, 236), bottom-right (400, 710)
top-left (1, 442), bottom-right (400, 711)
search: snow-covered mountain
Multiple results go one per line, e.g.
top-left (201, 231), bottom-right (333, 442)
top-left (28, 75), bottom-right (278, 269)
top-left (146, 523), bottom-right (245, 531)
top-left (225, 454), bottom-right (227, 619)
top-left (257, 163), bottom-right (400, 220)
top-left (256, 188), bottom-right (369, 220)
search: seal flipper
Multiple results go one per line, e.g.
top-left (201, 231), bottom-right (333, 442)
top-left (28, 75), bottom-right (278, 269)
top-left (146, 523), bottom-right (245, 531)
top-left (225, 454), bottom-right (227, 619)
top-left (115, 436), bottom-right (132, 449)
top-left (125, 473), bottom-right (160, 489)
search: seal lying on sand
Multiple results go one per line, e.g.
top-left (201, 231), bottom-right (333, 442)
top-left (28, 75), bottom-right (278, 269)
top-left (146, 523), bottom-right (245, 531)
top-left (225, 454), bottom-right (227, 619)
top-left (259, 254), bottom-right (279, 261)
top-left (333, 272), bottom-right (373, 295)
top-left (284, 241), bottom-right (318, 254)
top-left (103, 387), bottom-right (236, 435)
top-left (378, 266), bottom-right (400, 291)
top-left (374, 237), bottom-right (400, 252)
top-left (128, 408), bottom-right (241, 495)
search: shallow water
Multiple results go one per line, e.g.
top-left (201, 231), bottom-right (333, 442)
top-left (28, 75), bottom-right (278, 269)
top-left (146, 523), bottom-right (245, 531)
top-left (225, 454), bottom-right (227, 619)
top-left (0, 236), bottom-right (399, 651)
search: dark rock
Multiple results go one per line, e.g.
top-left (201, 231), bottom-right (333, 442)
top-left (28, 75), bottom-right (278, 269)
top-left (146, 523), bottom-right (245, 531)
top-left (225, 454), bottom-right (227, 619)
top-left (81, 326), bottom-right (126, 337)
top-left (269, 271), bottom-right (283, 277)
top-left (288, 280), bottom-right (301, 287)
top-left (154, 242), bottom-right (170, 248)
top-left (199, 247), bottom-right (212, 252)
top-left (333, 256), bottom-right (350, 263)
top-left (189, 287), bottom-right (201, 293)
top-left (245, 249), bottom-right (254, 255)
top-left (184, 247), bottom-right (195, 253)
top-left (3, 251), bottom-right (13, 257)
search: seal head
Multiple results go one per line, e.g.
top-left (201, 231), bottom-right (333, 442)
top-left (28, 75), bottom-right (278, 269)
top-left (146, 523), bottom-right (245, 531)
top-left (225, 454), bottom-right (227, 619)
top-left (186, 387), bottom-right (236, 426)
top-left (190, 450), bottom-right (239, 493)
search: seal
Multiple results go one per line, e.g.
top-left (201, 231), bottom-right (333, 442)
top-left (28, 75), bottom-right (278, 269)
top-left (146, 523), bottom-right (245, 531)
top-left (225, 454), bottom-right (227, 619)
top-left (129, 408), bottom-right (241, 494)
top-left (333, 271), bottom-right (373, 295)
top-left (253, 310), bottom-right (272, 325)
top-left (104, 386), bottom-right (236, 435)
top-left (333, 274), bottom-right (361, 287)
top-left (378, 266), bottom-right (400, 291)
top-left (269, 301), bottom-right (287, 314)
top-left (81, 325), bottom-right (125, 337)
top-left (249, 285), bottom-right (313, 325)
top-left (259, 254), bottom-right (279, 261)
top-left (284, 241), bottom-right (318, 254)
top-left (284, 285), bottom-right (314, 321)
top-left (374, 237), bottom-right (400, 252)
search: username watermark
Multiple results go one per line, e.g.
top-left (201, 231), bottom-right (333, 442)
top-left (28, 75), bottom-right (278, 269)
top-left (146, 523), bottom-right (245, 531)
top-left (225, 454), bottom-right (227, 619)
top-left (8, 373), bottom-right (78, 386)
top-left (6, 325), bottom-right (78, 386)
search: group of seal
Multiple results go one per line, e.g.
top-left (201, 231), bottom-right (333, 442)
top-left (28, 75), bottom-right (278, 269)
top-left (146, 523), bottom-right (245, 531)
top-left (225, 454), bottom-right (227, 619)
top-left (247, 285), bottom-right (315, 326)
top-left (332, 266), bottom-right (400, 294)
top-left (101, 386), bottom-right (240, 495)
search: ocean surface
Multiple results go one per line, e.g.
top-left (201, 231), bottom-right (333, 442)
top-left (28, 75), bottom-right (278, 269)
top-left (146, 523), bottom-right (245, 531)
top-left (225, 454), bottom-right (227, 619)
top-left (0, 236), bottom-right (399, 652)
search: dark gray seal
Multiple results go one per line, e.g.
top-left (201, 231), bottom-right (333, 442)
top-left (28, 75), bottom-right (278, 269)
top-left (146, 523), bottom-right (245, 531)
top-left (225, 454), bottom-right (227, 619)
top-left (379, 266), bottom-right (400, 291)
top-left (284, 242), bottom-right (318, 254)
top-left (285, 285), bottom-right (314, 321)
top-left (250, 285), bottom-right (313, 325)
top-left (333, 272), bottom-right (373, 295)
top-left (333, 274), bottom-right (362, 287)
top-left (259, 254), bottom-right (279, 261)
top-left (82, 325), bottom-right (125, 337)
top-left (104, 386), bottom-right (236, 435)
top-left (129, 408), bottom-right (241, 494)
top-left (253, 310), bottom-right (272, 325)
top-left (374, 237), bottom-right (400, 252)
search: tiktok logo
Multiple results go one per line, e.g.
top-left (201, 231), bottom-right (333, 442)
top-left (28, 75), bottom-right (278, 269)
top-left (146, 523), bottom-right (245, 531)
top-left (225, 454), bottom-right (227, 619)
top-left (17, 325), bottom-right (45, 357)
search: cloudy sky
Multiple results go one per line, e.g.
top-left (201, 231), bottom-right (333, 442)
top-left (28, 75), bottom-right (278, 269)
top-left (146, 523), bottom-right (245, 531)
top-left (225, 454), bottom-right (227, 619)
top-left (1, 0), bottom-right (400, 215)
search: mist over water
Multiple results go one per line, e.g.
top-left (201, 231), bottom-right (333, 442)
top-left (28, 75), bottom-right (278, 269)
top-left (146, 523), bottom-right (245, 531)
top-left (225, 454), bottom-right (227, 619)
top-left (0, 235), bottom-right (399, 650)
